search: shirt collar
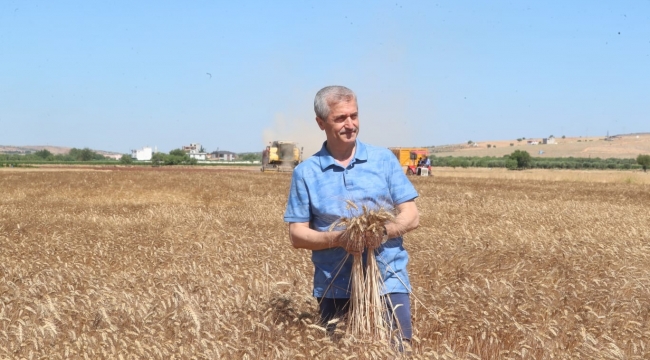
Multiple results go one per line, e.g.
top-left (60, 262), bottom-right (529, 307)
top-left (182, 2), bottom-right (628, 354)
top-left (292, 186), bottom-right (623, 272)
top-left (317, 140), bottom-right (368, 170)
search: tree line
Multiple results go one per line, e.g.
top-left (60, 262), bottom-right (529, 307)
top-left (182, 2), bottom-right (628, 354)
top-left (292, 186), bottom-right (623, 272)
top-left (2, 148), bottom-right (263, 167)
top-left (430, 151), bottom-right (650, 171)
top-left (6, 148), bottom-right (646, 171)
top-left (1, 148), bottom-right (107, 165)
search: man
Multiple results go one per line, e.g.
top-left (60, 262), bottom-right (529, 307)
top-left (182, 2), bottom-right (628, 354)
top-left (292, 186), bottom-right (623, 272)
top-left (284, 85), bottom-right (420, 345)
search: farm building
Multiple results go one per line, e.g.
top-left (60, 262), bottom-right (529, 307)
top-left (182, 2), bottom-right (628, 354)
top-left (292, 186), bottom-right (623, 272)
top-left (211, 150), bottom-right (237, 161)
top-left (182, 143), bottom-right (208, 160)
top-left (103, 154), bottom-right (123, 160)
top-left (131, 146), bottom-right (153, 161)
top-left (543, 138), bottom-right (556, 144)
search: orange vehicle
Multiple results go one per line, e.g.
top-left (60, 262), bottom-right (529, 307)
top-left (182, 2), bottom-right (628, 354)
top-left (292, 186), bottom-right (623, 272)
top-left (389, 148), bottom-right (431, 176)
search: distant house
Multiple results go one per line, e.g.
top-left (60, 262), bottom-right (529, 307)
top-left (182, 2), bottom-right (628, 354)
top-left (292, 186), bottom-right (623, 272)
top-left (543, 138), bottom-right (556, 144)
top-left (211, 150), bottom-right (237, 161)
top-left (182, 143), bottom-right (200, 153)
top-left (189, 153), bottom-right (207, 160)
top-left (182, 143), bottom-right (208, 160)
top-left (131, 146), bottom-right (153, 161)
top-left (527, 140), bottom-right (539, 145)
top-left (104, 154), bottom-right (123, 160)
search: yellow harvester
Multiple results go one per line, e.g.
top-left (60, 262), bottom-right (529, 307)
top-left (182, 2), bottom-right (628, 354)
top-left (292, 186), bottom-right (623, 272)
top-left (261, 141), bottom-right (302, 172)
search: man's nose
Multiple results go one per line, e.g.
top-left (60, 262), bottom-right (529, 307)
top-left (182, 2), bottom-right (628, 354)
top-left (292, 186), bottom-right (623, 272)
top-left (343, 116), bottom-right (354, 127)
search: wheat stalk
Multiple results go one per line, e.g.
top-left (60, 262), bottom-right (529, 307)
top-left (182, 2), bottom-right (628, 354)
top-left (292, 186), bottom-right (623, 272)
top-left (330, 203), bottom-right (395, 341)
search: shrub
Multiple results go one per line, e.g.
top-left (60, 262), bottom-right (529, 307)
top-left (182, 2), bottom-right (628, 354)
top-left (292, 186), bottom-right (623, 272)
top-left (637, 154), bottom-right (650, 172)
top-left (509, 150), bottom-right (532, 169)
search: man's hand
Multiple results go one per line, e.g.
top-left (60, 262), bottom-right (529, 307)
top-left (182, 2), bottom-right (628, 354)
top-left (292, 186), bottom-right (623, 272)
top-left (364, 229), bottom-right (384, 250)
top-left (338, 234), bottom-right (364, 255)
top-left (288, 222), bottom-right (344, 251)
top-left (384, 200), bottom-right (419, 240)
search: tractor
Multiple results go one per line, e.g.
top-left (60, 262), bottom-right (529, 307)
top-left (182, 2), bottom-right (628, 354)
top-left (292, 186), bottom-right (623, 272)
top-left (389, 148), bottom-right (432, 176)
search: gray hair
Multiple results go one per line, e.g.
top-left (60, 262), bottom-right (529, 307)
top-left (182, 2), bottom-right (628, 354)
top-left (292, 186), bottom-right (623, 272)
top-left (314, 86), bottom-right (357, 120)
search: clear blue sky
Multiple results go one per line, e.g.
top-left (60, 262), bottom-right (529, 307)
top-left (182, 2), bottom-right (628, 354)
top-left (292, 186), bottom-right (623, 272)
top-left (1, 1), bottom-right (648, 155)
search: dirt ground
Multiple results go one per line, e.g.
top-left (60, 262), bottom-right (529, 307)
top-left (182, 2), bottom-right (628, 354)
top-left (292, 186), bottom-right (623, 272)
top-left (433, 133), bottom-right (650, 159)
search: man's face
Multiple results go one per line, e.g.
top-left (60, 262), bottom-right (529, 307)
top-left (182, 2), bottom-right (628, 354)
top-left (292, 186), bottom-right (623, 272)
top-left (316, 99), bottom-right (359, 146)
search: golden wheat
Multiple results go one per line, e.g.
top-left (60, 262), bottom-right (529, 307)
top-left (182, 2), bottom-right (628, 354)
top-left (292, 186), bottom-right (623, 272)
top-left (0, 167), bottom-right (649, 358)
top-left (330, 205), bottom-right (395, 342)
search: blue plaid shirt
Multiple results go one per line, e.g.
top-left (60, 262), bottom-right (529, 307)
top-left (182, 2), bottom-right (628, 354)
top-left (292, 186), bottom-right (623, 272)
top-left (284, 140), bottom-right (418, 298)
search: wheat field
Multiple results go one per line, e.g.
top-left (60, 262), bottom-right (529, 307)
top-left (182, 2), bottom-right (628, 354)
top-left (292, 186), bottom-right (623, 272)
top-left (1, 168), bottom-right (650, 359)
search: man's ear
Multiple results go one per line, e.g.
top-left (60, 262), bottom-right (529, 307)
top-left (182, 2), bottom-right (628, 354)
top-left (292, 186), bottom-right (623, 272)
top-left (316, 117), bottom-right (326, 130)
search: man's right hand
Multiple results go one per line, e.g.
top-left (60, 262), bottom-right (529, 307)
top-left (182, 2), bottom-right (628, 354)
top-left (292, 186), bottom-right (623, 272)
top-left (338, 234), bottom-right (364, 255)
top-left (289, 222), bottom-right (346, 251)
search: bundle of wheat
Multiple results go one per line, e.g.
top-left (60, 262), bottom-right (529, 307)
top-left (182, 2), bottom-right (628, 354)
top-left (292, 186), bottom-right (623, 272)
top-left (330, 201), bottom-right (396, 341)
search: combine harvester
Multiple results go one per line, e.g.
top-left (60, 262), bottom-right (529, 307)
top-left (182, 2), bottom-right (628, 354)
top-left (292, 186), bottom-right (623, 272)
top-left (261, 141), bottom-right (303, 172)
top-left (389, 147), bottom-right (432, 176)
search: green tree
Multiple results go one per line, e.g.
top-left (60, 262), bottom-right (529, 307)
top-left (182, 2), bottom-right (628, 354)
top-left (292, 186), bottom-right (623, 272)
top-left (120, 154), bottom-right (133, 164)
top-left (239, 152), bottom-right (262, 162)
top-left (69, 147), bottom-right (105, 161)
top-left (162, 149), bottom-right (196, 165)
top-left (151, 152), bottom-right (164, 166)
top-left (169, 148), bottom-right (187, 157)
top-left (637, 154), bottom-right (650, 172)
top-left (509, 150), bottom-right (532, 169)
top-left (34, 149), bottom-right (53, 159)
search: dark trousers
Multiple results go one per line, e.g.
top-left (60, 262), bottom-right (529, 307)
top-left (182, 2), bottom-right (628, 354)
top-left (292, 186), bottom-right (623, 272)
top-left (316, 293), bottom-right (413, 340)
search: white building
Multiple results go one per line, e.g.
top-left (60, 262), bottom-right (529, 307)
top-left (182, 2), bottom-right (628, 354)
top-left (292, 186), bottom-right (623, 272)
top-left (131, 146), bottom-right (153, 161)
top-left (211, 150), bottom-right (237, 161)
top-left (189, 153), bottom-right (207, 160)
top-left (182, 143), bottom-right (201, 154)
top-left (182, 143), bottom-right (208, 160)
top-left (104, 154), bottom-right (123, 160)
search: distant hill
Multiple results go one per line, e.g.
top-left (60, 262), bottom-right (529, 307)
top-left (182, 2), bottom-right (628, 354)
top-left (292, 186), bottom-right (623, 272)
top-left (430, 133), bottom-right (650, 159)
top-left (0, 145), bottom-right (122, 156)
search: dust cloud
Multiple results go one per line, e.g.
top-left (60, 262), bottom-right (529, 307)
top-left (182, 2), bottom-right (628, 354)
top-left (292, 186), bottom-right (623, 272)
top-left (262, 92), bottom-right (417, 160)
top-left (262, 114), bottom-right (324, 160)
